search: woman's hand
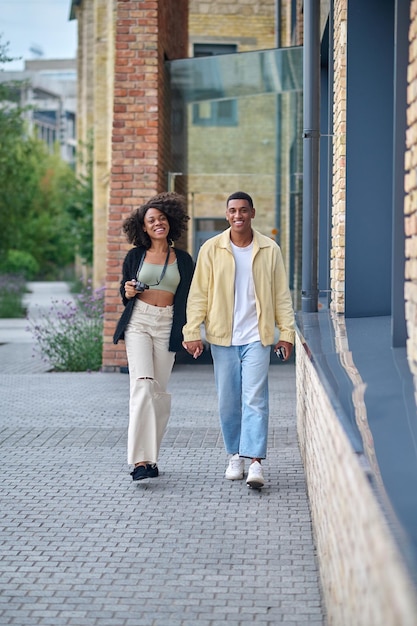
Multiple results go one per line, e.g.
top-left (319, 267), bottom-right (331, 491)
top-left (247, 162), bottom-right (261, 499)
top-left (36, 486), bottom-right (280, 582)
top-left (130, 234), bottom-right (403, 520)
top-left (182, 340), bottom-right (204, 359)
top-left (124, 280), bottom-right (137, 300)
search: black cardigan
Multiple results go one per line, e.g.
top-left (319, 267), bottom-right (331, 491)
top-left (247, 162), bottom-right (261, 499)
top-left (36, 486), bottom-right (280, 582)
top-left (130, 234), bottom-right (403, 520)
top-left (113, 246), bottom-right (194, 352)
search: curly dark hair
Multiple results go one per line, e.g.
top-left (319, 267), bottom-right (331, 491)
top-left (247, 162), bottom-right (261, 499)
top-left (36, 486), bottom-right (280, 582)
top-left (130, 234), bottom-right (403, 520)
top-left (122, 192), bottom-right (189, 248)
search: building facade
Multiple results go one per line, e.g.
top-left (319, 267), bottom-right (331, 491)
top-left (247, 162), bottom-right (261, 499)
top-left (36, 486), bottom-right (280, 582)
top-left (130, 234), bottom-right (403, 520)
top-left (70, 1), bottom-right (417, 622)
top-left (296, 0), bottom-right (417, 623)
top-left (70, 0), bottom-right (302, 369)
top-left (0, 59), bottom-right (77, 167)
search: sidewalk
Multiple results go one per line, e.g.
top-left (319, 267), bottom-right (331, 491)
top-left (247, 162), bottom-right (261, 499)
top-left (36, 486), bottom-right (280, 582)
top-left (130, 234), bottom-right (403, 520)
top-left (0, 283), bottom-right (326, 625)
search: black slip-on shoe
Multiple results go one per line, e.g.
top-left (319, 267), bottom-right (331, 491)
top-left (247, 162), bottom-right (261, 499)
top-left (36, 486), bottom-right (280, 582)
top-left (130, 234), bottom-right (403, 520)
top-left (146, 463), bottom-right (159, 478)
top-left (130, 465), bottom-right (148, 481)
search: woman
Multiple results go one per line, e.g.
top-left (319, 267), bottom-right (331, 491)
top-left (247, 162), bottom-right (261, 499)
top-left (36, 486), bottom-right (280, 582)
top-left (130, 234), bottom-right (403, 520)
top-left (113, 192), bottom-right (196, 481)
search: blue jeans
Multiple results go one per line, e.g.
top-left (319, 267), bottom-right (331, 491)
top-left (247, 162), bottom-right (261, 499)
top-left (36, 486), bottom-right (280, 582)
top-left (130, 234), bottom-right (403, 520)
top-left (211, 342), bottom-right (270, 459)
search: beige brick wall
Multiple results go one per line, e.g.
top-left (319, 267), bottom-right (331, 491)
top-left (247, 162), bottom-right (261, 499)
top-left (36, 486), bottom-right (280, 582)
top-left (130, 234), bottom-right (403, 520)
top-left (76, 1), bottom-right (95, 156)
top-left (102, 0), bottom-right (188, 370)
top-left (189, 0), bottom-right (302, 49)
top-left (187, 95), bottom-right (277, 227)
top-left (405, 0), bottom-right (417, 390)
top-left (74, 0), bottom-right (115, 289)
top-left (73, 1), bottom-right (95, 283)
top-left (296, 3), bottom-right (417, 622)
top-left (279, 0), bottom-right (304, 47)
top-left (330, 0), bottom-right (347, 314)
top-left (93, 0), bottom-right (116, 289)
top-left (187, 1), bottom-right (303, 267)
top-left (187, 0), bottom-right (277, 238)
top-left (296, 333), bottom-right (417, 626)
top-left (185, 92), bottom-right (301, 270)
top-left (189, 0), bottom-right (276, 51)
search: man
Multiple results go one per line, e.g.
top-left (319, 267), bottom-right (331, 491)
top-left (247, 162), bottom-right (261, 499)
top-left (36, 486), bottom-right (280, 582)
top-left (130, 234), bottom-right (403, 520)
top-left (182, 191), bottom-right (295, 488)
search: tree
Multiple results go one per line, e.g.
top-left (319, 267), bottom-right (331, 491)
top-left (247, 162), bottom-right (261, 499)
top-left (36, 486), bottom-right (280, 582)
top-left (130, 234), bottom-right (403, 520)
top-left (66, 138), bottom-right (94, 267)
top-left (0, 36), bottom-right (93, 278)
top-left (0, 37), bottom-right (34, 263)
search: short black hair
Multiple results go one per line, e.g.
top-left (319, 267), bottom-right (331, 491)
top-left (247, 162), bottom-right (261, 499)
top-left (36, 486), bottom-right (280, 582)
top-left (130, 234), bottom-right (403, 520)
top-left (226, 191), bottom-right (254, 208)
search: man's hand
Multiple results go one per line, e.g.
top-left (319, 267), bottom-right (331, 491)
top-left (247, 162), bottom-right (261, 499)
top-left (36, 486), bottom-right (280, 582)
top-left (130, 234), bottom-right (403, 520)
top-left (182, 340), bottom-right (204, 359)
top-left (274, 341), bottom-right (293, 361)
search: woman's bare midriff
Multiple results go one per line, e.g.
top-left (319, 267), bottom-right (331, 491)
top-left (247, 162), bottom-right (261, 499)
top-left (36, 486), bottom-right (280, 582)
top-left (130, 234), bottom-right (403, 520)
top-left (137, 289), bottom-right (174, 308)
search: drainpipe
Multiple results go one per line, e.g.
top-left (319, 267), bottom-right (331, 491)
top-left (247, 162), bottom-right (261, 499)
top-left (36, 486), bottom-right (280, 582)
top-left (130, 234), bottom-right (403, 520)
top-left (301, 0), bottom-right (320, 313)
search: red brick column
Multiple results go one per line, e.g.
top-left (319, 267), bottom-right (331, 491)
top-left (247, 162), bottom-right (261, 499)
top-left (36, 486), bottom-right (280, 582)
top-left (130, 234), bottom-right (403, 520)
top-left (102, 0), bottom-right (188, 371)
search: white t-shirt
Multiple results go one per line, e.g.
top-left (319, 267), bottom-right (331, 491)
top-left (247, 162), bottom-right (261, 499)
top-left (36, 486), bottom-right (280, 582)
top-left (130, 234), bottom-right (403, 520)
top-left (230, 241), bottom-right (260, 346)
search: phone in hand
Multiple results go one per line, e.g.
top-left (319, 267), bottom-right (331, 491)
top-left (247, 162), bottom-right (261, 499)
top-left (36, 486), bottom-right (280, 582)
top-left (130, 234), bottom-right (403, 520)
top-left (275, 346), bottom-right (286, 361)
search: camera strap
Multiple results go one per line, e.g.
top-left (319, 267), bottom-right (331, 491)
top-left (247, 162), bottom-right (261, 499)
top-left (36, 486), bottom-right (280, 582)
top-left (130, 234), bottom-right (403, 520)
top-left (136, 247), bottom-right (171, 286)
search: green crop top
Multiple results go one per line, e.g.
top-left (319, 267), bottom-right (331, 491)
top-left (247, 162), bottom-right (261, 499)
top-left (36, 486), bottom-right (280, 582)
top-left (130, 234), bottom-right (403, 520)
top-left (137, 260), bottom-right (181, 294)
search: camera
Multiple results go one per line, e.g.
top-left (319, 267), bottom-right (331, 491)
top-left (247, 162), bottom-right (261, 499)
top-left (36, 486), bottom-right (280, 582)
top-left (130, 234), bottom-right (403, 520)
top-left (132, 279), bottom-right (149, 293)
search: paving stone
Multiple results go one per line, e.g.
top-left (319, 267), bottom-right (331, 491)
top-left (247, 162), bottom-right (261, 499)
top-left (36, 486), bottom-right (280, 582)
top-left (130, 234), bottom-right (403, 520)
top-left (0, 287), bottom-right (326, 625)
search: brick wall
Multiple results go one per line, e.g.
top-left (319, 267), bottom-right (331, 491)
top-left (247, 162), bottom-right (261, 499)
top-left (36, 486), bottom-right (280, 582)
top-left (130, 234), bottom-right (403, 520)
top-left (93, 0), bottom-right (115, 289)
top-left (74, 0), bottom-right (95, 284)
top-left (405, 0), bottom-right (417, 389)
top-left (189, 0), bottom-right (276, 50)
top-left (83, 0), bottom-right (301, 370)
top-left (102, 0), bottom-right (188, 371)
top-left (330, 0), bottom-right (347, 314)
top-left (186, 0), bottom-right (303, 274)
top-left (73, 0), bottom-right (115, 289)
top-left (187, 0), bottom-right (277, 230)
top-left (296, 332), bottom-right (417, 625)
top-left (191, 0), bottom-right (303, 50)
top-left (76, 1), bottom-right (95, 155)
top-left (296, 1), bottom-right (417, 622)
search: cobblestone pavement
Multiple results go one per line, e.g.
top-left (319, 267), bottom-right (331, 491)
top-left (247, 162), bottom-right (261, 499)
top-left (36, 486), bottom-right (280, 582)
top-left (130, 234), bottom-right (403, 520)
top-left (0, 283), bottom-right (326, 625)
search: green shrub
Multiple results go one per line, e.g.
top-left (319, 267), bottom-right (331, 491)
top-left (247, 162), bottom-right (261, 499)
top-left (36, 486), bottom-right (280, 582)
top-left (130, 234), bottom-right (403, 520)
top-left (0, 250), bottom-right (39, 280)
top-left (0, 273), bottom-right (26, 318)
top-left (28, 281), bottom-right (105, 372)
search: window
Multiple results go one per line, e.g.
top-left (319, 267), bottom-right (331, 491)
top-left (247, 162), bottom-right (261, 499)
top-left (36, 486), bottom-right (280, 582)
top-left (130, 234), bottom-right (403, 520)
top-left (192, 43), bottom-right (238, 127)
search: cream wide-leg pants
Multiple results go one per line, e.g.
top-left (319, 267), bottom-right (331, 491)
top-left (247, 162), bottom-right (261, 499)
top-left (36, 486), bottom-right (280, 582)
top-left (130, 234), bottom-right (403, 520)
top-left (124, 299), bottom-right (175, 465)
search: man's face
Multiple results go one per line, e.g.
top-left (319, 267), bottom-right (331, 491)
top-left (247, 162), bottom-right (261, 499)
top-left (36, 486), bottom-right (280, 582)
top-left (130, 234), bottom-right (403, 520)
top-left (226, 199), bottom-right (255, 236)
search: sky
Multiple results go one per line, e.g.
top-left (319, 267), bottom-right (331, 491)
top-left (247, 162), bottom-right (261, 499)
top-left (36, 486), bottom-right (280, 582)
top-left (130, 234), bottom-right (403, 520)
top-left (1, 0), bottom-right (77, 71)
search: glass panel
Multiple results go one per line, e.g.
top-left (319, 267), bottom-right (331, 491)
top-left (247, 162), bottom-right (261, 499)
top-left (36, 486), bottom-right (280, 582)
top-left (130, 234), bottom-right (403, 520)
top-left (167, 47), bottom-right (303, 305)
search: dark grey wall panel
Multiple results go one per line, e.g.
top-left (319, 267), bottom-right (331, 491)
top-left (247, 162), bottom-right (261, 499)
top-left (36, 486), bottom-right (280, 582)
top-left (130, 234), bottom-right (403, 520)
top-left (345, 0), bottom-right (395, 317)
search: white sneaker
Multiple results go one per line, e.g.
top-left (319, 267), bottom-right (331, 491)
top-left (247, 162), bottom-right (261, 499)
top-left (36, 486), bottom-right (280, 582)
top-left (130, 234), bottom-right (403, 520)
top-left (246, 461), bottom-right (264, 488)
top-left (225, 454), bottom-right (245, 480)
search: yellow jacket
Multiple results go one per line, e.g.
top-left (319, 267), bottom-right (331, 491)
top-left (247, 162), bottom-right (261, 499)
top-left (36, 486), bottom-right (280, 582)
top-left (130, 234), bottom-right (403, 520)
top-left (183, 228), bottom-right (295, 347)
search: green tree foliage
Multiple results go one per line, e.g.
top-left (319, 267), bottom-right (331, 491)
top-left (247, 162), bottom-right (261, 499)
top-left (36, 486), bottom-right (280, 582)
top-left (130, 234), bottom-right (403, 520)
top-left (0, 36), bottom-right (93, 278)
top-left (66, 138), bottom-right (94, 266)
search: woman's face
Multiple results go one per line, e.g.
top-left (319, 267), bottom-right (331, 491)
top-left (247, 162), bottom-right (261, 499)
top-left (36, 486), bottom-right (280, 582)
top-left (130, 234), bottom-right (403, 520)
top-left (143, 208), bottom-right (170, 243)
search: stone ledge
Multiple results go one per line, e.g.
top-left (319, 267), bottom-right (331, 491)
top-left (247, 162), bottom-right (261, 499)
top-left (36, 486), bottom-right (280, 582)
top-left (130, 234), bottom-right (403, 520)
top-left (296, 311), bottom-right (417, 625)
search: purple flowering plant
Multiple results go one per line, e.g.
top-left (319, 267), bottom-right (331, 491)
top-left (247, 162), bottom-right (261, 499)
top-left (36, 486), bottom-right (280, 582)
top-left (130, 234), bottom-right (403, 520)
top-left (28, 280), bottom-right (105, 372)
